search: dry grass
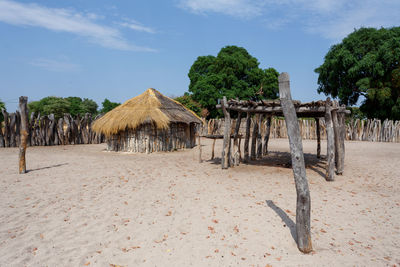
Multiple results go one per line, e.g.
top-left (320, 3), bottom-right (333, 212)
top-left (92, 88), bottom-right (201, 136)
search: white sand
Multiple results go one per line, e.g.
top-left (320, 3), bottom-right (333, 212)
top-left (0, 138), bottom-right (399, 266)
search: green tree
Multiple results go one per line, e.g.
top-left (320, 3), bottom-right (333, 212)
top-left (188, 45), bottom-right (279, 118)
top-left (65, 97), bottom-right (83, 117)
top-left (174, 93), bottom-right (202, 117)
top-left (0, 99), bottom-right (5, 122)
top-left (80, 98), bottom-right (98, 115)
top-left (315, 27), bottom-right (400, 120)
top-left (100, 98), bottom-right (120, 113)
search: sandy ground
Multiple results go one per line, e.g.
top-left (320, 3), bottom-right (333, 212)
top-left (0, 138), bottom-right (399, 267)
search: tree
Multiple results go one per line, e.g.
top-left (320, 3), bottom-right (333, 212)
top-left (65, 97), bottom-right (83, 117)
top-left (315, 27), bottom-right (400, 120)
top-left (174, 93), bottom-right (202, 117)
top-left (100, 98), bottom-right (120, 113)
top-left (80, 98), bottom-right (98, 115)
top-left (0, 99), bottom-right (5, 122)
top-left (188, 45), bottom-right (279, 118)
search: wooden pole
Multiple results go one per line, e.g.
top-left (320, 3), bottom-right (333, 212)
top-left (243, 112), bottom-right (251, 163)
top-left (19, 96), bottom-right (28, 174)
top-left (337, 110), bottom-right (346, 174)
top-left (1, 109), bottom-right (9, 147)
top-left (233, 113), bottom-right (242, 166)
top-left (221, 96), bottom-right (231, 169)
top-left (279, 72), bottom-right (312, 253)
top-left (262, 116), bottom-right (271, 156)
top-left (332, 101), bottom-right (343, 173)
top-left (250, 114), bottom-right (259, 160)
top-left (325, 98), bottom-right (335, 181)
top-left (256, 114), bottom-right (263, 159)
top-left (316, 118), bottom-right (321, 159)
top-left (9, 113), bottom-right (16, 147)
top-left (198, 134), bottom-right (202, 163)
top-left (211, 138), bottom-right (216, 160)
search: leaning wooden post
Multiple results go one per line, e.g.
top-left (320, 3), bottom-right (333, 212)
top-left (221, 96), bottom-right (231, 169)
top-left (316, 118), bottom-right (321, 159)
top-left (19, 96), bottom-right (29, 174)
top-left (250, 114), bottom-right (259, 160)
top-left (262, 116), bottom-right (272, 156)
top-left (243, 112), bottom-right (251, 163)
top-left (233, 112), bottom-right (242, 166)
top-left (332, 101), bottom-right (343, 174)
top-left (279, 72), bottom-right (312, 253)
top-left (325, 98), bottom-right (335, 181)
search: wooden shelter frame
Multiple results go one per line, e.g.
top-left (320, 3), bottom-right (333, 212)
top-left (213, 76), bottom-right (349, 182)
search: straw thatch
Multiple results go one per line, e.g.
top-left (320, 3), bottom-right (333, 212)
top-left (92, 88), bottom-right (202, 136)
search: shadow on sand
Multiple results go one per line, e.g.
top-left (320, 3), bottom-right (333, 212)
top-left (27, 163), bottom-right (69, 173)
top-left (266, 200), bottom-right (297, 244)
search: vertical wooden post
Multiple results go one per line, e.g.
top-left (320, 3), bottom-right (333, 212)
top-left (279, 72), bottom-right (312, 253)
top-left (332, 101), bottom-right (343, 173)
top-left (262, 116), bottom-right (271, 156)
top-left (198, 134), bottom-right (202, 163)
top-left (325, 98), bottom-right (335, 181)
top-left (1, 109), bottom-right (9, 147)
top-left (250, 114), bottom-right (259, 160)
top-left (337, 110), bottom-right (346, 174)
top-left (233, 112), bottom-right (242, 166)
top-left (9, 113), bottom-right (17, 147)
top-left (19, 96), bottom-right (28, 174)
top-left (221, 96), bottom-right (231, 169)
top-left (316, 117), bottom-right (321, 159)
top-left (211, 139), bottom-right (216, 160)
top-left (243, 112), bottom-right (251, 163)
top-left (256, 114), bottom-right (263, 159)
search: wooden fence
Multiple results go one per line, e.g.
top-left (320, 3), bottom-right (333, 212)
top-left (1, 112), bottom-right (399, 147)
top-left (199, 117), bottom-right (400, 143)
top-left (0, 110), bottom-right (104, 147)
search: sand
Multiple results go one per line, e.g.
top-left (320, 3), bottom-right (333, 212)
top-left (0, 138), bottom-right (399, 266)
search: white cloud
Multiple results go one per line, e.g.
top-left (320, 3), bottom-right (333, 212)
top-left (0, 0), bottom-right (156, 51)
top-left (120, 21), bottom-right (156, 34)
top-left (30, 58), bottom-right (81, 72)
top-left (178, 0), bottom-right (263, 18)
top-left (179, 0), bottom-right (400, 40)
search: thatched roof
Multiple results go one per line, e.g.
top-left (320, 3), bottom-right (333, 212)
top-left (92, 88), bottom-right (202, 136)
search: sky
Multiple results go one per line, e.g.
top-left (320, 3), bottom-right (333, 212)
top-left (1, 0), bottom-right (400, 112)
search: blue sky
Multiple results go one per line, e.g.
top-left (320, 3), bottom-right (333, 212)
top-left (1, 0), bottom-right (399, 112)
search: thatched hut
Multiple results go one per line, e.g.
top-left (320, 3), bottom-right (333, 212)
top-left (92, 88), bottom-right (202, 153)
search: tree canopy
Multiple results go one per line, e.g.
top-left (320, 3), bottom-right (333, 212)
top-left (28, 96), bottom-right (98, 119)
top-left (100, 98), bottom-right (120, 114)
top-left (315, 27), bottom-right (400, 120)
top-left (188, 45), bottom-right (279, 117)
top-left (174, 93), bottom-right (203, 117)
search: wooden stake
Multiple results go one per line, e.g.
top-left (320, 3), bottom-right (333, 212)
top-left (279, 72), bottom-right (312, 253)
top-left (198, 134), bottom-right (202, 163)
top-left (1, 109), bottom-right (9, 147)
top-left (316, 118), bottom-right (321, 159)
top-left (256, 114), bottom-right (263, 159)
top-left (250, 114), bottom-right (259, 160)
top-left (19, 96), bottom-right (28, 174)
top-left (221, 96), bottom-right (231, 169)
top-left (337, 110), bottom-right (346, 174)
top-left (211, 138), bottom-right (216, 160)
top-left (243, 112), bottom-right (251, 163)
top-left (233, 113), bottom-right (242, 166)
top-left (325, 98), bottom-right (335, 181)
top-left (262, 116), bottom-right (271, 156)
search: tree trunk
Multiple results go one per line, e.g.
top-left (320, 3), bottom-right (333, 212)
top-left (243, 112), bottom-right (251, 163)
top-left (279, 72), bottom-right (312, 253)
top-left (19, 96), bottom-right (28, 174)
top-left (325, 98), bottom-right (335, 181)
